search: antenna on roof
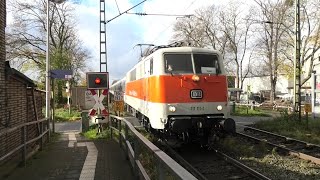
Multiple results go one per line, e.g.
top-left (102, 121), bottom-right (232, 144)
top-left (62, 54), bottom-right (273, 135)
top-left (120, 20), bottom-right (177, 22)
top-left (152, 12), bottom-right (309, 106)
top-left (144, 41), bottom-right (188, 57)
top-left (133, 44), bottom-right (155, 58)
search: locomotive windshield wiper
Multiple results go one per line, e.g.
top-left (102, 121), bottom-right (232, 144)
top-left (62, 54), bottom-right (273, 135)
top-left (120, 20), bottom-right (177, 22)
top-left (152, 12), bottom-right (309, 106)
top-left (215, 61), bottom-right (219, 75)
top-left (167, 64), bottom-right (174, 76)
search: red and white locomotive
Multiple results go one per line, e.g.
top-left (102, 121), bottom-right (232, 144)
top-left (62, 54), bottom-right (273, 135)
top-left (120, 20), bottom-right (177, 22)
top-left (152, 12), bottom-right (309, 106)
top-left (110, 45), bottom-right (235, 144)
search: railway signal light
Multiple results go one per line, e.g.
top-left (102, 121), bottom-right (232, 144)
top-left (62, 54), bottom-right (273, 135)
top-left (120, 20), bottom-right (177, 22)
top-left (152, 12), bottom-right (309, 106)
top-left (87, 72), bottom-right (109, 89)
top-left (95, 77), bottom-right (101, 84)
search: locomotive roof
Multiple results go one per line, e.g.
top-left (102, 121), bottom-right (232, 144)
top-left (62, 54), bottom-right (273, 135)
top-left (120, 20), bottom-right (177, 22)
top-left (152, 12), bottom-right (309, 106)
top-left (154, 46), bottom-right (221, 55)
top-left (110, 77), bottom-right (125, 89)
top-left (139, 46), bottom-right (222, 62)
top-left (123, 47), bottom-right (224, 79)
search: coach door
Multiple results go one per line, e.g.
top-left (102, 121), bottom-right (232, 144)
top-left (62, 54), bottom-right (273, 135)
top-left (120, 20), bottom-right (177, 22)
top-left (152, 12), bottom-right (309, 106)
top-left (144, 59), bottom-right (151, 115)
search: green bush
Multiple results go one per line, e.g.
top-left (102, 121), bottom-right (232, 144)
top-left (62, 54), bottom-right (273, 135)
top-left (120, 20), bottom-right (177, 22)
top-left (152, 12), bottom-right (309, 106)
top-left (82, 125), bottom-right (111, 139)
top-left (231, 105), bottom-right (271, 117)
top-left (54, 107), bottom-right (81, 122)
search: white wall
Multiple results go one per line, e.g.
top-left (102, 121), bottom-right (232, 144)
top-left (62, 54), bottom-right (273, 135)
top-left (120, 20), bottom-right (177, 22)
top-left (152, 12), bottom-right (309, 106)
top-left (241, 74), bottom-right (289, 94)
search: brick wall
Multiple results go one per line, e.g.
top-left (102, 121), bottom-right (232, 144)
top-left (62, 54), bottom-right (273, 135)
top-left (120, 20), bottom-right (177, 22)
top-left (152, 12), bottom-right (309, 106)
top-left (0, 76), bottom-right (26, 159)
top-left (0, 76), bottom-right (46, 164)
top-left (0, 0), bottom-right (6, 131)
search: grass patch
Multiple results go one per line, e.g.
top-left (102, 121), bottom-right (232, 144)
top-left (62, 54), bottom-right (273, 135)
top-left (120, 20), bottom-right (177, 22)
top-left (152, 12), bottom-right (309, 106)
top-left (54, 108), bottom-right (81, 122)
top-left (81, 125), bottom-right (111, 139)
top-left (253, 114), bottom-right (320, 145)
top-left (136, 128), bottom-right (159, 142)
top-left (231, 105), bottom-right (271, 117)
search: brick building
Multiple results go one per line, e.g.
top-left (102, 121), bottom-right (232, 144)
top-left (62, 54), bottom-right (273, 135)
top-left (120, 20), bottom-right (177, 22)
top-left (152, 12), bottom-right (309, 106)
top-left (0, 62), bottom-right (46, 162)
top-left (0, 0), bottom-right (48, 170)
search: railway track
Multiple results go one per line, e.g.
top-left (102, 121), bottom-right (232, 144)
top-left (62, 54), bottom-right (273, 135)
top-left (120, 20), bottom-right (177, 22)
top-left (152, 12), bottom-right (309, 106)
top-left (160, 142), bottom-right (270, 180)
top-left (238, 125), bottom-right (320, 165)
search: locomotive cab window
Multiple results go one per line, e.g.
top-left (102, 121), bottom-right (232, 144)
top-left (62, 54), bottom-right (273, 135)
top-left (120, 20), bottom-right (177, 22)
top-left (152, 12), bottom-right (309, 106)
top-left (164, 54), bottom-right (193, 74)
top-left (193, 54), bottom-right (220, 74)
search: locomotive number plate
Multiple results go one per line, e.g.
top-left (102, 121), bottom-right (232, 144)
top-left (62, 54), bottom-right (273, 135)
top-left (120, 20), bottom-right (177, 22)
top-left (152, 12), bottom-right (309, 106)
top-left (190, 89), bottom-right (203, 99)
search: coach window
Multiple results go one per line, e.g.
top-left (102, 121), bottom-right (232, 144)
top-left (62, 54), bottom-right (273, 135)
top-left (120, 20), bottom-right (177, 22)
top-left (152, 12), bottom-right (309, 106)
top-left (150, 59), bottom-right (153, 75)
top-left (164, 54), bottom-right (193, 74)
top-left (193, 54), bottom-right (220, 74)
top-left (130, 69), bottom-right (136, 81)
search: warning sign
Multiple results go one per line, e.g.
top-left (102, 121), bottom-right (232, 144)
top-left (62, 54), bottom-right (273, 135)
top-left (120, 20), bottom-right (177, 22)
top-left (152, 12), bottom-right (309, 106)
top-left (114, 91), bottom-right (124, 101)
top-left (89, 89), bottom-right (109, 116)
top-left (304, 103), bottom-right (312, 113)
top-left (85, 90), bottom-right (95, 110)
top-left (114, 101), bottom-right (124, 112)
top-left (113, 91), bottom-right (124, 113)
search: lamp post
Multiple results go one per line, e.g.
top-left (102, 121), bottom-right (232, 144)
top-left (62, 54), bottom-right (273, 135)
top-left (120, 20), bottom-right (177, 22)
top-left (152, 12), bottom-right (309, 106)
top-left (46, 0), bottom-right (65, 134)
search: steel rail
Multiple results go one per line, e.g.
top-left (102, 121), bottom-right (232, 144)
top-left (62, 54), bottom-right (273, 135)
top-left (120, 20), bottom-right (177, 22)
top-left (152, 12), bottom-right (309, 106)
top-left (241, 125), bottom-right (320, 148)
top-left (162, 141), bottom-right (208, 180)
top-left (237, 132), bottom-right (320, 165)
top-left (160, 139), bottom-right (270, 180)
top-left (214, 149), bottom-right (271, 180)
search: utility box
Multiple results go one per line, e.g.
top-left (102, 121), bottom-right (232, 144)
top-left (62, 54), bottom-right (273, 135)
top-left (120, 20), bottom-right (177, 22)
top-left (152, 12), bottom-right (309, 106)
top-left (81, 110), bottom-right (90, 132)
top-left (230, 101), bottom-right (236, 114)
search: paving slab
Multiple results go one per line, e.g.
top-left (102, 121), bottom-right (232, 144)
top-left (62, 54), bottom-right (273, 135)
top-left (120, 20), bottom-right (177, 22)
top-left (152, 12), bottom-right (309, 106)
top-left (55, 121), bottom-right (82, 133)
top-left (3, 133), bottom-right (134, 180)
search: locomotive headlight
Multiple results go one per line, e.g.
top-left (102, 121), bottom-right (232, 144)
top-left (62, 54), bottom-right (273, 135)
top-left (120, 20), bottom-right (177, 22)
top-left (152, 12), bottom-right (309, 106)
top-left (169, 106), bottom-right (176, 112)
top-left (217, 105), bottom-right (223, 111)
top-left (192, 75), bottom-right (200, 82)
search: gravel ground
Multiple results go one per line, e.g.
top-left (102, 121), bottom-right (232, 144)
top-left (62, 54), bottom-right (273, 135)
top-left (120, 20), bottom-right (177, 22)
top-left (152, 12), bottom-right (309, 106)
top-left (229, 115), bottom-right (320, 179)
top-left (241, 154), bottom-right (320, 180)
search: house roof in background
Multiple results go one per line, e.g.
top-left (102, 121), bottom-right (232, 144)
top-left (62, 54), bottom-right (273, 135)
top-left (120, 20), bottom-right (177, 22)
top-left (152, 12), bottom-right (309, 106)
top-left (5, 61), bottom-right (35, 87)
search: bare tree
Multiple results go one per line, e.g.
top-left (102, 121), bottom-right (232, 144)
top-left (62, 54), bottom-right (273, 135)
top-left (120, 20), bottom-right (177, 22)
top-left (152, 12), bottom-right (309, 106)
top-left (6, 0), bottom-right (89, 83)
top-left (298, 0), bottom-right (320, 85)
top-left (172, 5), bottom-right (228, 55)
top-left (267, 0), bottom-right (320, 88)
top-left (253, 0), bottom-right (292, 102)
top-left (172, 2), bottom-right (256, 100)
top-left (219, 1), bottom-right (255, 93)
top-left (6, 0), bottom-right (90, 103)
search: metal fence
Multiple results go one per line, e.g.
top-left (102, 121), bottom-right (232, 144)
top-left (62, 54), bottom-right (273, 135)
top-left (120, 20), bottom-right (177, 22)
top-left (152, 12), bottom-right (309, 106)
top-left (109, 115), bottom-right (197, 180)
top-left (0, 118), bottom-right (50, 166)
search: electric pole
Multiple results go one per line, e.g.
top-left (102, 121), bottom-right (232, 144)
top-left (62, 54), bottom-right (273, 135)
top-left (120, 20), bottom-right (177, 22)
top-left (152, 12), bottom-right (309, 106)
top-left (294, 0), bottom-right (302, 121)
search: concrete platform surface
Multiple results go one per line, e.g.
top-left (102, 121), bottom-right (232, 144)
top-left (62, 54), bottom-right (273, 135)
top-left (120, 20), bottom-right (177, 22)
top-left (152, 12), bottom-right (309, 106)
top-left (3, 133), bottom-right (134, 180)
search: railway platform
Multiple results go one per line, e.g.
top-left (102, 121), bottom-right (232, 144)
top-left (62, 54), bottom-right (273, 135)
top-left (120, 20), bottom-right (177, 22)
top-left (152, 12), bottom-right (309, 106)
top-left (2, 132), bottom-right (134, 180)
